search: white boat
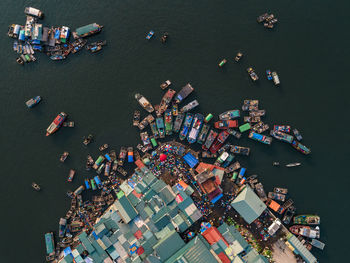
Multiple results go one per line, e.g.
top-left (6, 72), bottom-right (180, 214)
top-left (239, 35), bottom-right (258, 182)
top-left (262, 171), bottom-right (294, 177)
top-left (272, 72), bottom-right (280, 85)
top-left (135, 93), bottom-right (154, 113)
top-left (286, 162), bottom-right (301, 167)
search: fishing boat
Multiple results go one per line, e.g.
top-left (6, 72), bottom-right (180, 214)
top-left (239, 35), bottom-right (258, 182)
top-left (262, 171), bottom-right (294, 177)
top-left (274, 187), bottom-right (288, 194)
top-left (247, 67), bottom-right (259, 81)
top-left (161, 32), bottom-right (169, 43)
top-left (187, 113), bottom-right (204, 144)
top-left (156, 117), bottom-right (165, 138)
top-left (32, 182), bottom-right (41, 191)
top-left (140, 132), bottom-right (151, 146)
top-left (197, 124), bottom-right (210, 144)
top-left (25, 7), bottom-right (44, 18)
top-left (293, 128), bottom-right (303, 141)
top-left (291, 140), bottom-right (311, 155)
top-left (160, 80), bottom-right (171, 90)
top-left (172, 103), bottom-right (178, 116)
top-left (90, 179), bottom-right (97, 190)
top-left (45, 232), bottom-right (55, 261)
top-left (219, 110), bottom-right (240, 120)
top-left (58, 218), bottom-right (67, 238)
top-left (214, 120), bottom-right (238, 129)
top-left (146, 30), bottom-right (154, 40)
top-left (218, 59), bottom-right (227, 67)
top-left (286, 162), bottom-right (301, 167)
top-left (96, 163), bottom-right (105, 174)
top-left (273, 162), bottom-right (280, 166)
top-left (164, 109), bottom-right (173, 135)
top-left (273, 125), bottom-right (291, 133)
top-left (231, 145), bottom-right (250, 156)
top-left (282, 206), bottom-right (296, 225)
top-left (257, 13), bottom-right (269, 23)
top-left (222, 154), bottom-right (235, 168)
top-left (179, 113), bottom-right (193, 140)
top-left (272, 72), bottom-right (280, 85)
top-left (249, 110), bottom-right (265, 117)
top-left (173, 113), bottom-right (185, 133)
top-left (26, 96), bottom-right (41, 108)
top-left (226, 128), bottom-right (241, 139)
top-left (86, 40), bottom-right (106, 49)
top-left (244, 116), bottom-right (261, 123)
top-left (73, 23), bottom-right (103, 39)
top-left (294, 215), bottom-right (320, 225)
top-left (67, 169), bottom-right (75, 182)
top-left (266, 70), bottom-right (273, 80)
top-left (278, 199), bottom-right (294, 214)
top-left (175, 84), bottom-right (194, 103)
top-left (93, 155), bottom-right (105, 169)
top-left (118, 147), bottom-right (127, 166)
top-left (104, 161), bottom-right (111, 175)
top-left (248, 132), bottom-right (272, 145)
top-left (50, 53), bottom-right (66, 60)
top-left (135, 93), bottom-right (154, 113)
top-left (209, 130), bottom-right (230, 153)
top-left (150, 122), bottom-right (159, 138)
top-left (268, 192), bottom-right (286, 202)
top-left (252, 122), bottom-right (269, 133)
top-left (16, 57), bottom-right (24, 65)
top-left (46, 112), bottom-right (67, 136)
top-left (99, 144), bottom-right (108, 151)
top-left (84, 179), bottom-right (91, 189)
top-left (242, 100), bottom-right (259, 111)
top-left (289, 225), bottom-right (320, 239)
top-left (235, 52), bottom-right (243, 62)
top-left (60, 152), bottom-right (69, 162)
top-left (158, 89), bottom-right (176, 116)
top-left (71, 38), bottom-right (87, 53)
top-left (254, 183), bottom-right (267, 201)
top-left (202, 130), bottom-right (218, 151)
top-left (133, 110), bottom-right (140, 126)
top-left (83, 134), bottom-right (93, 145)
top-left (311, 239), bottom-right (326, 250)
top-left (270, 130), bottom-right (294, 143)
top-left (138, 114), bottom-right (154, 130)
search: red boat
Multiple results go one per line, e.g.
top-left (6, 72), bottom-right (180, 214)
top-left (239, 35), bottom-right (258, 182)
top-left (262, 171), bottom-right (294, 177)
top-left (209, 130), bottom-right (230, 153)
top-left (214, 120), bottom-right (238, 129)
top-left (46, 112), bottom-right (67, 136)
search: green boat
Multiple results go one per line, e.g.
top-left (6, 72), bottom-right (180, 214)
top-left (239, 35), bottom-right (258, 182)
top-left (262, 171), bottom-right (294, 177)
top-left (45, 232), bottom-right (55, 261)
top-left (239, 123), bottom-right (251, 132)
top-left (164, 109), bottom-right (173, 135)
top-left (293, 215), bottom-right (320, 225)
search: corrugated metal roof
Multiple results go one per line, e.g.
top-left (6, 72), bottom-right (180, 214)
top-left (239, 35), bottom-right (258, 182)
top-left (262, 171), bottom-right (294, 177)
top-left (114, 195), bottom-right (138, 223)
top-left (287, 233), bottom-right (318, 263)
top-left (153, 230), bottom-right (185, 261)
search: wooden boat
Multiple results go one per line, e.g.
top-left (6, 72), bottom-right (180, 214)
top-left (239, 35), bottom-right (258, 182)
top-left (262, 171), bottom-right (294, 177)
top-left (180, 100), bottom-right (199, 113)
top-left (68, 169), bottom-right (75, 182)
top-left (197, 124), bottom-right (210, 144)
top-left (270, 130), bottom-right (294, 143)
top-left (209, 130), bottom-right (230, 153)
top-left (218, 59), bottom-right (227, 67)
top-left (293, 128), bottom-right (303, 141)
top-left (214, 120), bottom-right (238, 129)
top-left (160, 80), bottom-right (171, 90)
top-left (257, 13), bottom-right (269, 23)
top-left (146, 30), bottom-right (154, 40)
top-left (252, 122), bottom-right (269, 133)
top-left (234, 52), bottom-right (243, 62)
top-left (286, 162), bottom-right (301, 167)
top-left (16, 57), bottom-right (24, 65)
top-left (289, 225), bottom-right (320, 238)
top-left (179, 113), bottom-right (193, 140)
top-left (32, 182), bottom-right (41, 191)
top-left (266, 69), bottom-right (273, 80)
top-left (230, 145), bottom-right (250, 156)
top-left (278, 199), bottom-right (294, 214)
top-left (272, 72), bottom-right (280, 85)
top-left (282, 206), bottom-right (296, 225)
top-left (150, 122), bottom-right (159, 138)
top-left (293, 215), bottom-right (320, 225)
top-left (118, 147), bottom-right (127, 166)
top-left (291, 140), bottom-right (311, 155)
top-left (268, 192), bottom-right (285, 202)
top-left (273, 187), bottom-right (288, 194)
top-left (135, 93), bottom-right (154, 113)
top-left (60, 152), bottom-right (69, 162)
top-left (273, 125), bottom-right (291, 133)
top-left (158, 89), bottom-right (176, 116)
top-left (202, 129), bottom-right (218, 151)
top-left (227, 129), bottom-right (242, 139)
top-left (173, 113), bottom-right (184, 133)
top-left (117, 166), bottom-right (128, 176)
top-left (219, 110), bottom-right (240, 120)
top-left (161, 32), bottom-right (169, 43)
top-left (172, 103), bottom-right (178, 116)
top-left (187, 113), bottom-right (204, 144)
top-left (99, 144), bottom-right (109, 151)
top-left (83, 134), bottom-right (93, 145)
top-left (26, 96), bottom-right (41, 108)
top-left (156, 117), bottom-right (165, 138)
top-left (138, 114), bottom-right (154, 130)
top-left (133, 110), bottom-right (141, 126)
top-left (247, 67), bottom-right (259, 81)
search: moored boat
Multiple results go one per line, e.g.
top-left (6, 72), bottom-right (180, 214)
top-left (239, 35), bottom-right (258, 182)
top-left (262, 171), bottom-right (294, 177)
top-left (26, 96), bottom-right (41, 108)
top-left (46, 112), bottom-right (67, 136)
top-left (227, 128), bottom-right (242, 139)
top-left (83, 134), bottom-right (93, 145)
top-left (247, 67), bottom-right (259, 81)
top-left (234, 52), bottom-right (243, 62)
top-left (73, 23), bottom-right (103, 39)
top-left (274, 187), bottom-right (288, 194)
top-left (289, 225), bottom-right (320, 239)
top-left (266, 69), bottom-right (273, 80)
top-left (172, 103), bottom-right (178, 116)
top-left (160, 80), bottom-right (171, 90)
top-left (273, 125), bottom-right (291, 133)
top-left (202, 129), bottom-right (218, 151)
top-left (138, 114), bottom-right (155, 130)
top-left (291, 140), bottom-right (311, 155)
top-left (197, 124), bottom-right (210, 144)
top-left (257, 13), bottom-right (269, 23)
top-left (150, 121), bottom-right (159, 138)
top-left (173, 113), bottom-right (185, 133)
top-left (282, 206), bottom-right (296, 225)
top-left (156, 117), bottom-right (165, 138)
top-left (187, 113), bottom-right (204, 144)
top-left (268, 192), bottom-right (286, 202)
top-left (135, 93), bottom-right (154, 113)
top-left (204, 113), bottom-right (213, 123)
top-left (161, 32), bottom-right (169, 43)
top-left (68, 169), bottom-right (75, 182)
top-left (270, 130), bottom-right (294, 143)
top-left (248, 131), bottom-right (272, 145)
top-left (293, 215), bottom-right (320, 225)
top-left (209, 130), bottom-right (230, 153)
top-left (252, 122), bottom-right (269, 133)
top-left (45, 232), bottom-right (55, 261)
top-left (179, 113), bottom-right (193, 140)
top-left (219, 110), bottom-right (240, 120)
top-left (140, 131), bottom-right (151, 146)
top-left (214, 120), bottom-right (238, 129)
top-left (118, 147), bottom-right (127, 166)
top-left (164, 109), bottom-right (173, 135)
top-left (25, 7), bottom-right (44, 18)
top-left (218, 59), bottom-right (227, 67)
top-left (127, 147), bottom-right (134, 162)
top-left (175, 84), bottom-right (194, 103)
top-left (58, 218), bottom-right (67, 238)
top-left (133, 110), bottom-right (140, 126)
top-left (158, 89), bottom-right (176, 116)
top-left (230, 145), bottom-right (250, 156)
top-left (99, 144), bottom-right (109, 151)
top-left (60, 152), bottom-right (69, 162)
top-left (180, 100), bottom-right (199, 113)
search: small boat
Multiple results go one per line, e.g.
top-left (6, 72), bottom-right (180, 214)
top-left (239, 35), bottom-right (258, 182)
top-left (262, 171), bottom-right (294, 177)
top-left (86, 40), bottom-right (106, 50)
top-left (150, 121), bottom-right (159, 138)
top-left (218, 59), bottom-right (227, 67)
top-left (274, 187), bottom-right (288, 194)
top-left (252, 122), bottom-right (269, 133)
top-left (230, 145), bottom-right (250, 156)
top-left (270, 130), bottom-right (294, 143)
top-left (293, 215), bottom-right (320, 225)
top-left (84, 179), bottom-right (91, 189)
top-left (272, 72), bottom-right (280, 85)
top-left (278, 199), bottom-right (294, 215)
top-left (227, 128), bottom-right (242, 139)
top-left (50, 54), bottom-right (66, 61)
top-left (219, 110), bottom-right (240, 120)
top-left (187, 113), bottom-right (204, 144)
top-left (273, 125), bottom-right (291, 133)
top-left (197, 124), bottom-right (210, 144)
top-left (311, 239), bottom-right (325, 250)
top-left (32, 182), bottom-right (41, 191)
top-left (291, 140), bottom-right (311, 155)
top-left (161, 32), bottom-right (169, 43)
top-left (273, 162), bottom-right (280, 166)
top-left (118, 147), bottom-right (127, 166)
top-left (179, 113), bottom-right (193, 140)
top-left (46, 112), bottom-right (67, 136)
top-left (242, 100), bottom-right (259, 111)
top-left (202, 130), bottom-right (218, 151)
top-left (96, 163), bottom-right (105, 174)
top-left (254, 183), bottom-right (267, 201)
top-left (16, 57), bottom-right (24, 65)
top-left (289, 225), bottom-right (320, 239)
top-left (293, 129), bottom-right (303, 141)
top-left (90, 179), bottom-right (97, 190)
top-left (266, 69), bottom-right (273, 80)
top-left (249, 110), bottom-right (265, 117)
top-left (172, 103), bottom-right (178, 116)
top-left (286, 162), bottom-right (301, 167)
top-left (104, 161), bottom-right (111, 176)
top-left (175, 83), bottom-right (194, 103)
top-left (282, 206), bottom-right (296, 225)
top-left (158, 89), bottom-right (176, 116)
top-left (99, 144), bottom-right (109, 151)
top-left (247, 67), bottom-right (259, 81)
top-left (248, 131), bottom-right (272, 145)
top-left (209, 130), bottom-right (230, 154)
top-left (257, 13), bottom-right (269, 23)
top-left (58, 218), bottom-right (67, 238)
top-left (204, 113), bottom-right (213, 123)
top-left (140, 131), bottom-right (151, 146)
top-left (146, 30), bottom-right (154, 40)
top-left (25, 7), bottom-right (44, 18)
top-left (244, 116), bottom-right (261, 123)
top-left (173, 113), bottom-right (185, 133)
top-left (127, 147), bottom-right (134, 162)
top-left (13, 40), bottom-right (18, 51)
top-left (25, 96), bottom-right (41, 108)
top-left (160, 80), bottom-right (171, 90)
top-left (156, 117), bottom-right (165, 138)
top-left (83, 134), bottom-right (93, 145)
top-left (268, 192), bottom-right (286, 202)
top-left (88, 44), bottom-right (103, 53)
top-left (138, 114), bottom-right (154, 130)
top-left (234, 52), bottom-right (243, 62)
top-left (60, 152), bottom-right (69, 162)
top-left (68, 169), bottom-right (75, 182)
top-left (135, 93), bottom-right (154, 113)
top-left (71, 38), bottom-right (87, 54)
top-left (214, 120), bottom-right (238, 129)
top-left (62, 121), bottom-right (74, 127)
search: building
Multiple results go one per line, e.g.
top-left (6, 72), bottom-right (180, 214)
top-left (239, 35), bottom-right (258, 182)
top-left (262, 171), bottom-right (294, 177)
top-left (285, 233), bottom-right (318, 263)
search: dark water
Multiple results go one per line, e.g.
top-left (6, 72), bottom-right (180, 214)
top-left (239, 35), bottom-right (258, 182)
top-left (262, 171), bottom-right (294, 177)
top-left (1, 0), bottom-right (349, 262)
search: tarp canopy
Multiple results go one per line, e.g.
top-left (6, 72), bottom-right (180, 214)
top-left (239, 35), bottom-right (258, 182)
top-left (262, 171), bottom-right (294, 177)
top-left (183, 153), bottom-right (198, 168)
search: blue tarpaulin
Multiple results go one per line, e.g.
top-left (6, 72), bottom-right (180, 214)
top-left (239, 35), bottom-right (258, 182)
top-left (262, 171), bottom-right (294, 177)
top-left (211, 193), bottom-right (223, 204)
top-left (183, 153), bottom-right (198, 168)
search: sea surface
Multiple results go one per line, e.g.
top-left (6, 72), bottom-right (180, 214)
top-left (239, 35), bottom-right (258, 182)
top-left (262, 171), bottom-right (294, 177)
top-left (0, 0), bottom-right (349, 262)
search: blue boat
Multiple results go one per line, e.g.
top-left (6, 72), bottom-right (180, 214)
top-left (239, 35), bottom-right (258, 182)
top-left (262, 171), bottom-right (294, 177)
top-left (84, 179), bottom-right (91, 189)
top-left (187, 113), bottom-right (204, 144)
top-left (266, 69), bottom-right (273, 80)
top-left (146, 30), bottom-right (154, 40)
top-left (248, 131), bottom-right (273, 145)
top-left (156, 117), bottom-right (165, 138)
top-left (25, 96), bottom-right (41, 108)
top-left (33, 45), bottom-right (42, 51)
top-left (94, 176), bottom-right (102, 189)
top-left (13, 41), bottom-right (18, 52)
top-left (179, 113), bottom-right (193, 141)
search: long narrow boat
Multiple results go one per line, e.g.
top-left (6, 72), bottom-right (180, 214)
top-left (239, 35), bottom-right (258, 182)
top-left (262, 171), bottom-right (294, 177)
top-left (156, 117), bottom-right (165, 138)
top-left (180, 100), bottom-right (199, 113)
top-left (26, 96), bottom-right (41, 108)
top-left (230, 145), bottom-right (250, 156)
top-left (293, 128), bottom-right (303, 141)
top-left (187, 113), bottom-right (204, 144)
top-left (209, 130), bottom-right (230, 153)
top-left (293, 215), bottom-right (320, 225)
top-left (135, 93), bottom-right (154, 113)
top-left (58, 218), bottom-right (67, 238)
top-left (202, 130), bottom-right (218, 151)
top-left (291, 140), bottom-right (311, 155)
top-left (268, 192), bottom-right (286, 202)
top-left (270, 130), bottom-right (294, 143)
top-left (179, 113), bottom-right (193, 140)
top-left (175, 83), bottom-right (194, 103)
top-left (133, 110), bottom-right (140, 126)
top-left (289, 225), bottom-right (320, 239)
top-left (173, 113), bottom-right (185, 133)
top-left (214, 120), bottom-right (238, 129)
top-left (164, 109), bottom-right (173, 135)
top-left (273, 125), bottom-right (291, 133)
top-left (219, 110), bottom-right (240, 120)
top-left (248, 131), bottom-right (272, 145)
top-left (150, 122), bottom-right (159, 138)
top-left (282, 206), bottom-right (296, 224)
top-left (158, 89), bottom-right (176, 116)
top-left (46, 112), bottom-right (67, 136)
top-left (118, 147), bottom-right (127, 166)
top-left (197, 124), bottom-right (210, 144)
top-left (45, 232), bottom-right (55, 261)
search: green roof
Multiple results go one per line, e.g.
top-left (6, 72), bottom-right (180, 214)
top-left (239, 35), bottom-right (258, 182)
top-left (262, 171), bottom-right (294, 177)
top-left (114, 195), bottom-right (138, 223)
top-left (153, 230), bottom-right (185, 261)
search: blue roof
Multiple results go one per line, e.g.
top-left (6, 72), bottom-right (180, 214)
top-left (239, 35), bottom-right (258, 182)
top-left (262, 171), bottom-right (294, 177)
top-left (183, 153), bottom-right (198, 168)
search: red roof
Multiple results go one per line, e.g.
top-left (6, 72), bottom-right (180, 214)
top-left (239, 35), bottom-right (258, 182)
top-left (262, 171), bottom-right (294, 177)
top-left (217, 252), bottom-right (231, 263)
top-left (196, 162), bottom-right (225, 174)
top-left (135, 160), bottom-right (145, 169)
top-left (134, 230), bottom-right (142, 239)
top-left (202, 227), bottom-right (229, 246)
top-left (132, 190), bottom-right (142, 199)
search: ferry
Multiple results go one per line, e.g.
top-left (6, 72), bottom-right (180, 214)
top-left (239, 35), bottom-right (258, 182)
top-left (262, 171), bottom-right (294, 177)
top-left (293, 215), bottom-right (320, 225)
top-left (179, 113), bottom-right (193, 140)
top-left (45, 232), bottom-right (55, 261)
top-left (150, 121), bottom-right (159, 138)
top-left (218, 59), bottom-right (227, 67)
top-left (156, 117), bottom-right (165, 138)
top-left (273, 125), bottom-right (291, 133)
top-left (67, 169), bottom-right (75, 182)
top-left (58, 218), bottom-right (67, 238)
top-left (286, 162), bottom-right (301, 167)
top-left (26, 96), bottom-right (41, 108)
top-left (293, 128), bottom-right (303, 141)
top-left (291, 140), bottom-right (311, 155)
top-left (219, 110), bottom-right (240, 120)
top-left (289, 225), bottom-right (320, 239)
top-left (140, 132), bottom-right (151, 146)
top-left (187, 113), bottom-right (204, 144)
top-left (270, 130), bottom-right (294, 143)
top-left (272, 72), bottom-right (280, 85)
top-left (161, 32), bottom-right (169, 43)
top-left (25, 7), bottom-right (44, 18)
top-left (197, 124), bottom-right (210, 144)
top-left (266, 69), bottom-right (273, 80)
top-left (118, 147), bottom-right (127, 166)
top-left (172, 103), bottom-right (178, 116)
top-left (248, 131), bottom-right (272, 145)
top-left (282, 206), bottom-right (296, 225)
top-left (214, 120), bottom-right (238, 129)
top-left (158, 89), bottom-right (176, 116)
top-left (209, 130), bottom-right (230, 153)
top-left (235, 52), bottom-right (243, 62)
top-left (133, 110), bottom-right (140, 126)
top-left (127, 147), bottom-right (134, 162)
top-left (173, 113), bottom-right (185, 133)
top-left (146, 30), bottom-right (154, 40)
top-left (46, 112), bottom-right (67, 136)
top-left (164, 109), bottom-right (173, 135)
top-left (60, 152), bottom-right (69, 162)
top-left (274, 187), bottom-right (288, 194)
top-left (252, 122), bottom-right (269, 133)
top-left (135, 93), bottom-right (154, 113)
top-left (202, 129), bottom-right (218, 151)
top-left (231, 145), bottom-right (250, 156)
top-left (175, 84), bottom-right (194, 103)
top-left (160, 80), bottom-right (171, 90)
top-left (268, 192), bottom-right (286, 202)
top-left (247, 67), bottom-right (259, 81)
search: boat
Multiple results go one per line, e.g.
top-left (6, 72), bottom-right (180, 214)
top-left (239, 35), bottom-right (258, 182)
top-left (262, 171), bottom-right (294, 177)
top-left (272, 72), bottom-right (280, 85)
top-left (202, 130), bottom-right (218, 151)
top-left (71, 38), bottom-right (87, 53)
top-left (252, 122), bottom-right (269, 133)
top-left (117, 166), bottom-right (128, 176)
top-left (85, 40), bottom-right (106, 50)
top-left (104, 161), bottom-right (111, 175)
top-left (175, 84), bottom-right (194, 103)
top-left (90, 179), bottom-right (97, 190)
top-left (146, 30), bottom-right (154, 40)
top-left (58, 218), bottom-right (67, 238)
top-left (25, 96), bottom-right (41, 108)
top-left (84, 179), bottom-right (91, 189)
top-left (179, 113), bottom-right (193, 140)
top-left (293, 128), bottom-right (303, 141)
top-left (158, 89), bottom-right (176, 116)
top-left (286, 162), bottom-right (301, 167)
top-left (197, 124), bottom-right (210, 144)
top-left (150, 121), bottom-right (159, 138)
top-left (244, 116), bottom-right (261, 123)
top-left (282, 206), bottom-right (296, 225)
top-left (289, 225), bottom-right (320, 239)
top-left (266, 70), bottom-right (273, 80)
top-left (164, 109), bottom-right (173, 135)
top-left (173, 113), bottom-right (185, 133)
top-left (96, 163), bottom-right (105, 174)
top-left (250, 110), bottom-right (265, 117)
top-left (99, 144), bottom-right (109, 151)
top-left (257, 13), bottom-right (269, 23)
top-left (45, 232), bottom-right (55, 261)
top-left (83, 134), bottom-right (93, 145)
top-left (268, 192), bottom-right (286, 202)
top-left (73, 23), bottom-right (103, 39)
top-left (32, 182), bottom-right (41, 191)
top-left (118, 147), bottom-right (127, 166)
top-left (87, 44), bottom-right (103, 53)
top-left (128, 147), bottom-right (134, 162)
top-left (242, 100), bottom-right (259, 111)
top-left (156, 117), bottom-right (165, 138)
top-left (25, 7), bottom-right (44, 18)
top-left (209, 130), bottom-right (230, 153)
top-left (160, 80), bottom-right (171, 90)
top-left (62, 121), bottom-right (74, 127)
top-left (234, 52), bottom-right (243, 62)
top-left (140, 131), bottom-right (151, 146)
top-left (226, 161), bottom-right (241, 173)
top-left (293, 215), bottom-right (320, 225)
top-left (273, 162), bottom-right (280, 166)
top-left (274, 187), bottom-right (288, 194)
top-left (93, 155), bottom-right (105, 169)
top-left (249, 132), bottom-right (272, 145)
top-left (311, 239), bottom-right (325, 250)
top-left (16, 57), bottom-right (24, 65)
top-left (161, 32), bottom-right (169, 43)
top-left (67, 170), bottom-right (75, 182)
top-left (214, 120), bottom-right (238, 129)
top-left (187, 113), bottom-right (204, 144)
top-left (50, 54), bottom-right (66, 61)
top-left (247, 67), bottom-right (259, 81)
top-left (219, 110), bottom-right (240, 120)
top-left (273, 125), bottom-right (291, 133)
top-left (254, 183), bottom-right (267, 201)
top-left (222, 154), bottom-right (235, 168)
top-left (291, 140), bottom-right (311, 155)
top-left (46, 112), bottom-right (67, 136)
top-left (278, 199), bottom-right (294, 214)
top-left (135, 93), bottom-right (154, 113)
top-left (150, 137), bottom-right (158, 147)
top-left (270, 130), bottom-right (294, 143)
top-left (218, 59), bottom-right (227, 67)
top-left (138, 114), bottom-right (155, 130)
top-left (172, 103), bottom-right (178, 116)
top-left (13, 40), bottom-right (18, 51)
top-left (204, 113), bottom-right (213, 123)
top-left (133, 110), bottom-right (140, 126)
top-left (231, 145), bottom-right (250, 156)
top-left (60, 152), bottom-right (69, 162)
